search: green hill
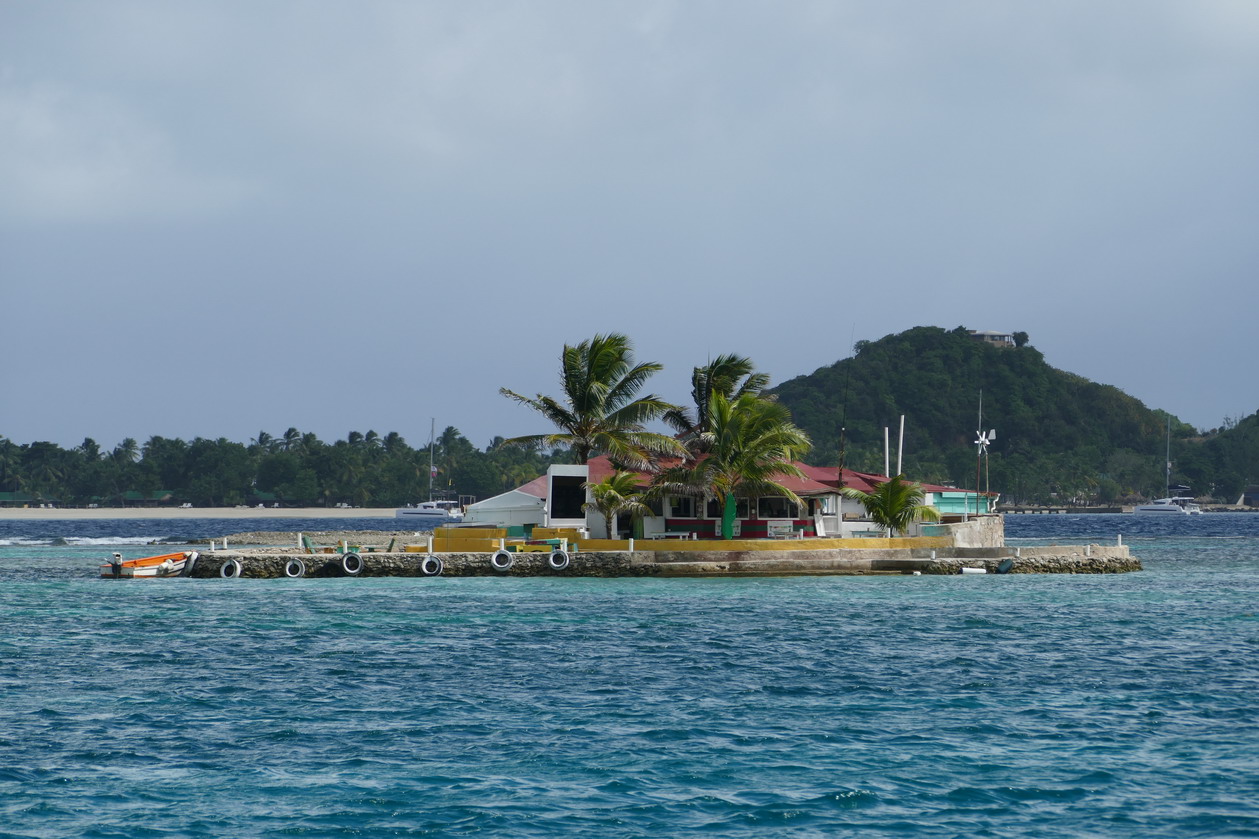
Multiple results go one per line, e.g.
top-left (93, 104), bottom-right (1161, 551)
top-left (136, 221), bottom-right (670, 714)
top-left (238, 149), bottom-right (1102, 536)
top-left (1179, 411), bottom-right (1259, 502)
top-left (769, 326), bottom-right (1251, 504)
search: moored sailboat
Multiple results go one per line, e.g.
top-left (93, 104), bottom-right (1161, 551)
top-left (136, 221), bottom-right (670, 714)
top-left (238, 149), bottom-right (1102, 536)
top-left (1134, 417), bottom-right (1201, 515)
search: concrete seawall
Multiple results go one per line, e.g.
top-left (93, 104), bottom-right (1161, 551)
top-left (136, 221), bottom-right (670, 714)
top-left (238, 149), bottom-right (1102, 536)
top-left (192, 544), bottom-right (1139, 578)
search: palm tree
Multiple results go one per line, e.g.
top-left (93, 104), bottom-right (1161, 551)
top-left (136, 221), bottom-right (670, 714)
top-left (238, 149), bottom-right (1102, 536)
top-left (112, 438), bottom-right (139, 464)
top-left (0, 437), bottom-right (19, 490)
top-left (251, 431), bottom-right (278, 454)
top-left (382, 431), bottom-right (405, 454)
top-left (583, 471), bottom-right (654, 539)
top-left (664, 353), bottom-right (771, 449)
top-left (841, 475), bottom-right (941, 537)
top-left (654, 391), bottom-right (811, 539)
top-left (500, 333), bottom-right (684, 468)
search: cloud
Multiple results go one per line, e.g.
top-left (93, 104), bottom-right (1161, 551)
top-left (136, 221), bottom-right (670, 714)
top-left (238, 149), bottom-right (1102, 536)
top-left (0, 75), bottom-right (258, 223)
top-left (2, 0), bottom-right (1257, 447)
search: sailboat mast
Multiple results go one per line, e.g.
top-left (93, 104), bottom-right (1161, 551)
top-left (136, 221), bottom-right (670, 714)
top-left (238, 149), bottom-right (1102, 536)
top-left (428, 418), bottom-right (435, 502)
top-left (1164, 415), bottom-right (1172, 497)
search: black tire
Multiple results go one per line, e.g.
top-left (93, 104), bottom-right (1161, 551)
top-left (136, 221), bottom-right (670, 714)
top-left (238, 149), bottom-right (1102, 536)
top-left (341, 552), bottom-right (364, 576)
top-left (490, 549), bottom-right (513, 571)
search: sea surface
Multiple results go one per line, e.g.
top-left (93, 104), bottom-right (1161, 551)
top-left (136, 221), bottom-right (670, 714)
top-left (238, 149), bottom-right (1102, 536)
top-left (1, 515), bottom-right (1256, 838)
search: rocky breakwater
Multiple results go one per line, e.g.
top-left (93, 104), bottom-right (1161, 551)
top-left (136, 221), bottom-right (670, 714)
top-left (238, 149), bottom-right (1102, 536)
top-left (191, 542), bottom-right (1140, 578)
top-left (191, 549), bottom-right (655, 579)
top-left (920, 545), bottom-right (1140, 575)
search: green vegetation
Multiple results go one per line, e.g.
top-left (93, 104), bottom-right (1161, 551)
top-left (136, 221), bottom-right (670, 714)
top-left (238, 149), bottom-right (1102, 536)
top-left (663, 353), bottom-right (771, 447)
top-left (770, 326), bottom-right (1256, 504)
top-left (653, 392), bottom-right (811, 538)
top-left (499, 333), bottom-right (684, 468)
top-left (842, 476), bottom-right (941, 537)
top-left (0, 427), bottom-right (565, 509)
top-left (3, 326), bottom-right (1255, 509)
top-left (583, 471), bottom-right (653, 539)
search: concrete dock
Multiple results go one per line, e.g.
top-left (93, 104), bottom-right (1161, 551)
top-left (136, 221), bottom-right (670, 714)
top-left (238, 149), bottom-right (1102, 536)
top-left (192, 544), bottom-right (1140, 578)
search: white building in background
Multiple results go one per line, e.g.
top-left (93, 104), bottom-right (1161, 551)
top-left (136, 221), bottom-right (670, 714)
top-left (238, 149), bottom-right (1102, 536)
top-left (462, 456), bottom-right (998, 538)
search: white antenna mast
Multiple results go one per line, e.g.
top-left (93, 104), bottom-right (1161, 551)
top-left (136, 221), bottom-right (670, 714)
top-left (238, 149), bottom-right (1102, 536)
top-left (897, 414), bottom-right (905, 477)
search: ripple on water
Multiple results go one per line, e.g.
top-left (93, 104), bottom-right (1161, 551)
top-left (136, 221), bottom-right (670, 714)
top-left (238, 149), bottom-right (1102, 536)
top-left (1, 530), bottom-right (1258, 837)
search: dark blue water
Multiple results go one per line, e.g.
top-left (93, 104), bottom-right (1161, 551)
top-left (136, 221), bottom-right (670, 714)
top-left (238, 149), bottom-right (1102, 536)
top-left (1, 515), bottom-right (1256, 837)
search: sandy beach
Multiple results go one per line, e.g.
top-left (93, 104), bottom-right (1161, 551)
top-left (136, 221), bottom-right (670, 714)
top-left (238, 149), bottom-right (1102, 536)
top-left (0, 507), bottom-right (398, 521)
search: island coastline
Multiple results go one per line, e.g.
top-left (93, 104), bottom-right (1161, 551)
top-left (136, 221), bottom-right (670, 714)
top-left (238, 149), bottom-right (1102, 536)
top-left (0, 507), bottom-right (397, 521)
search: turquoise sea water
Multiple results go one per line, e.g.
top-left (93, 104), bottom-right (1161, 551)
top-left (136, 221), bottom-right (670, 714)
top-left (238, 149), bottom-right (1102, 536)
top-left (1, 516), bottom-right (1257, 837)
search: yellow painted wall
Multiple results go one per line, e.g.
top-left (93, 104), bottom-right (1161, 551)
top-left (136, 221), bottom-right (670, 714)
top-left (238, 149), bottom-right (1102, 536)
top-left (629, 536), bottom-right (951, 552)
top-left (435, 527), bottom-right (506, 539)
top-left (409, 534), bottom-right (952, 554)
top-left (575, 539), bottom-right (632, 552)
top-left (532, 527), bottom-right (582, 541)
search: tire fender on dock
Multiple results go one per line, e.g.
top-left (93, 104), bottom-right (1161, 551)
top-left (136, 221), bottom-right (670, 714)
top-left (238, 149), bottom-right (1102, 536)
top-left (547, 549), bottom-right (570, 571)
top-left (420, 555), bottom-right (444, 576)
top-left (490, 549), bottom-right (513, 571)
top-left (341, 552), bottom-right (364, 576)
top-left (284, 558), bottom-right (306, 578)
top-left (220, 558), bottom-right (243, 579)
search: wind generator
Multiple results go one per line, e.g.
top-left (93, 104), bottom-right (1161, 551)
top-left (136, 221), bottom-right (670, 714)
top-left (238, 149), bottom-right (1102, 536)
top-left (973, 389), bottom-right (996, 515)
top-left (974, 428), bottom-right (996, 512)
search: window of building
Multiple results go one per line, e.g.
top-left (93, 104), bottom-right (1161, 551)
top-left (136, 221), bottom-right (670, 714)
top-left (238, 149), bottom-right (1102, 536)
top-left (670, 496), bottom-right (695, 518)
top-left (550, 475), bottom-right (585, 519)
top-left (709, 497), bottom-right (750, 518)
top-left (758, 496), bottom-right (798, 519)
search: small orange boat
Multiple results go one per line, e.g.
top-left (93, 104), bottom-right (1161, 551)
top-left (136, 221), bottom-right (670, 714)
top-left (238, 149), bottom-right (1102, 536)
top-left (100, 551), bottom-right (199, 579)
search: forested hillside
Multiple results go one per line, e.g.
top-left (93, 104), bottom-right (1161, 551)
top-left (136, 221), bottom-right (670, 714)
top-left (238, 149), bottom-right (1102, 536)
top-left (3, 326), bottom-right (1255, 508)
top-left (770, 326), bottom-right (1254, 504)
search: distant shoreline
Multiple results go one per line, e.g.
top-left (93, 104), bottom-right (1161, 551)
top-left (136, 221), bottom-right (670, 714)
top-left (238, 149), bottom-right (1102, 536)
top-left (0, 507), bottom-right (398, 521)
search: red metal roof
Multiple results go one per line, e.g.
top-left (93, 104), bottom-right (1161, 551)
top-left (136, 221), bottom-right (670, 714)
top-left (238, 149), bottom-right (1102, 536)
top-left (514, 455), bottom-right (994, 499)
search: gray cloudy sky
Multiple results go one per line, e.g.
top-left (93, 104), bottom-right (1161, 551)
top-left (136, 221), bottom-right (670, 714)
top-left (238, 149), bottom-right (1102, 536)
top-left (3, 1), bottom-right (1256, 452)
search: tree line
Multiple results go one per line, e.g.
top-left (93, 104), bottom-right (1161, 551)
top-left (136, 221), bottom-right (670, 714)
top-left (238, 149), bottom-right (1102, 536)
top-left (5, 327), bottom-right (1253, 509)
top-left (0, 427), bottom-right (568, 509)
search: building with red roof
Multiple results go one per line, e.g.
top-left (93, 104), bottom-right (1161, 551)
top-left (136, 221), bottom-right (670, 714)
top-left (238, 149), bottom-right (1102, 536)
top-left (463, 456), bottom-right (997, 539)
